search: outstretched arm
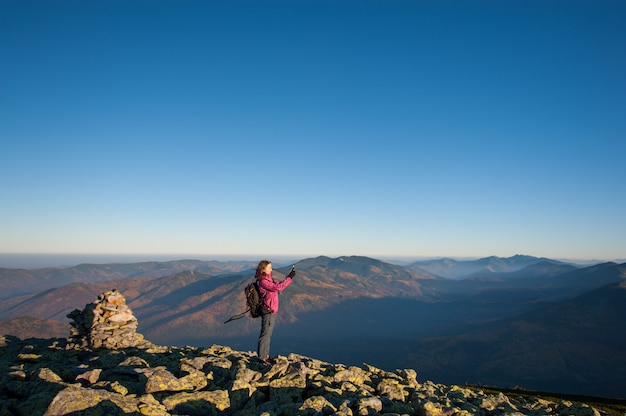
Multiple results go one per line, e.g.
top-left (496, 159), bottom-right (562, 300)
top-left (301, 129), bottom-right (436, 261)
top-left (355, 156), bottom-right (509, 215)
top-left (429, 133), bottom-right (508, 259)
top-left (258, 276), bottom-right (293, 292)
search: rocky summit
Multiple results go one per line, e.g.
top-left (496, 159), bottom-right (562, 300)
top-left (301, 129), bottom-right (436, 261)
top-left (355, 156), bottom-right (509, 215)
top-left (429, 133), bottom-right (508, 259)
top-left (0, 290), bottom-right (615, 416)
top-left (0, 337), bottom-right (612, 416)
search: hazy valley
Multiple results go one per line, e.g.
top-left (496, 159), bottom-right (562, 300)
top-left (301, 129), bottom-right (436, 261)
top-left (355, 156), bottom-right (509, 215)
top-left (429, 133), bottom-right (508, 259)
top-left (1, 255), bottom-right (625, 399)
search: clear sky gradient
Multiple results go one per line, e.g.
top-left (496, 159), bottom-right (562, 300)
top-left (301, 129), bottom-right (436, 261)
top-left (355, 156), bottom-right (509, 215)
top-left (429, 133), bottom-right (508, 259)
top-left (2, 1), bottom-right (625, 263)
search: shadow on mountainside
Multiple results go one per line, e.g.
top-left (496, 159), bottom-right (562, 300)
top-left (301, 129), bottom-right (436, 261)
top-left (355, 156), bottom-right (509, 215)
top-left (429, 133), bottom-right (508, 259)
top-left (183, 283), bottom-right (626, 399)
top-left (177, 294), bottom-right (559, 367)
top-left (386, 282), bottom-right (626, 398)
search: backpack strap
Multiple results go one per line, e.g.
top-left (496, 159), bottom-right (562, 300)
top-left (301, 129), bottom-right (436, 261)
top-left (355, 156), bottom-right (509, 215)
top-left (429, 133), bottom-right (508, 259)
top-left (224, 308), bottom-right (249, 324)
top-left (224, 280), bottom-right (256, 324)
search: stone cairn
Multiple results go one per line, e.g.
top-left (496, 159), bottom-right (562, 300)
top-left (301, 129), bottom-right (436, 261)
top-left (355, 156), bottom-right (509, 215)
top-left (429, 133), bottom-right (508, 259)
top-left (66, 289), bottom-right (152, 350)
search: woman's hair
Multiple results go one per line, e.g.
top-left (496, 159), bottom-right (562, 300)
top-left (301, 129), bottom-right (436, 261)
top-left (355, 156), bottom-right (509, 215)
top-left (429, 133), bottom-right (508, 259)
top-left (255, 260), bottom-right (271, 279)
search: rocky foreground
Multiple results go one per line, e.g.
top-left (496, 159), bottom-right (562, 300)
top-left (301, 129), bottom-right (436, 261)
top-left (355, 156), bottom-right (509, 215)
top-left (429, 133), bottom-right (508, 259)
top-left (0, 290), bottom-right (616, 415)
top-left (0, 336), bottom-right (611, 416)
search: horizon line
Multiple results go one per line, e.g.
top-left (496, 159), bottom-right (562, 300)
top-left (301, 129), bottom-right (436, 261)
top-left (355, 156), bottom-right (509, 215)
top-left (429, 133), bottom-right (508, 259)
top-left (0, 252), bottom-right (621, 270)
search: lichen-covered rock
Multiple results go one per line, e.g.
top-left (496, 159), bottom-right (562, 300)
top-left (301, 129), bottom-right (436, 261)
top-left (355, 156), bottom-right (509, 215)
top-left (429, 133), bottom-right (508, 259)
top-left (75, 368), bottom-right (102, 384)
top-left (557, 401), bottom-right (602, 416)
top-left (43, 385), bottom-right (139, 415)
top-left (161, 389), bottom-right (230, 414)
top-left (0, 333), bottom-right (616, 416)
top-left (299, 395), bottom-right (337, 414)
top-left (138, 365), bottom-right (208, 394)
top-left (376, 377), bottom-right (408, 401)
top-left (137, 394), bottom-right (169, 416)
top-left (232, 366), bottom-right (263, 393)
top-left (334, 366), bottom-right (372, 385)
top-left (38, 367), bottom-right (64, 383)
top-left (357, 396), bottom-right (383, 414)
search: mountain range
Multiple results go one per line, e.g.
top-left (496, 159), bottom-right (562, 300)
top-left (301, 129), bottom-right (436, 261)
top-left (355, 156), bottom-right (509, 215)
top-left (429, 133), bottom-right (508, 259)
top-left (407, 254), bottom-right (576, 279)
top-left (0, 254), bottom-right (625, 398)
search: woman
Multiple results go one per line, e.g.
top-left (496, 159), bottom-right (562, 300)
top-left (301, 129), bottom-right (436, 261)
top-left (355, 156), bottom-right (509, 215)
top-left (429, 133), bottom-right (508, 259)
top-left (255, 259), bottom-right (295, 365)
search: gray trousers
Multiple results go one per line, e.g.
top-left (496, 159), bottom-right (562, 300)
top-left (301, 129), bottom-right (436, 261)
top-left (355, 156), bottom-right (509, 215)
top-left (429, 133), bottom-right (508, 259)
top-left (257, 312), bottom-right (276, 359)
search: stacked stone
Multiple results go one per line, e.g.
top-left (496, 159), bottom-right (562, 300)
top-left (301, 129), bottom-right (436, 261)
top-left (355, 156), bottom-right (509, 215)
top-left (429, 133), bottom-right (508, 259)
top-left (66, 289), bottom-right (152, 350)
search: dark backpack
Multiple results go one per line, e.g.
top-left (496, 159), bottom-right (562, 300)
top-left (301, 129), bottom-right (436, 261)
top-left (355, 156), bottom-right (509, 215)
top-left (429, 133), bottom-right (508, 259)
top-left (246, 281), bottom-right (265, 318)
top-left (224, 281), bottom-right (270, 323)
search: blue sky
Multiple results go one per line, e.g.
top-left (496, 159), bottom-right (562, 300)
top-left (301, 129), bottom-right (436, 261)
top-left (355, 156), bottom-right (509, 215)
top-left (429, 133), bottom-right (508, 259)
top-left (1, 0), bottom-right (625, 263)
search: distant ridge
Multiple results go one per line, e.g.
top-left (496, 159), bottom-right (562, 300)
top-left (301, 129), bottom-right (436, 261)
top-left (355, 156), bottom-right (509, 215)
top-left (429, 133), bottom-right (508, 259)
top-left (0, 315), bottom-right (68, 339)
top-left (408, 254), bottom-right (575, 280)
top-left (0, 259), bottom-right (257, 300)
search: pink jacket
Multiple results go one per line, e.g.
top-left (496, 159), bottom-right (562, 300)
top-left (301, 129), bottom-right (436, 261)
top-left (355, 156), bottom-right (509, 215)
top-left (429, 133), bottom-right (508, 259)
top-left (257, 274), bottom-right (293, 314)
